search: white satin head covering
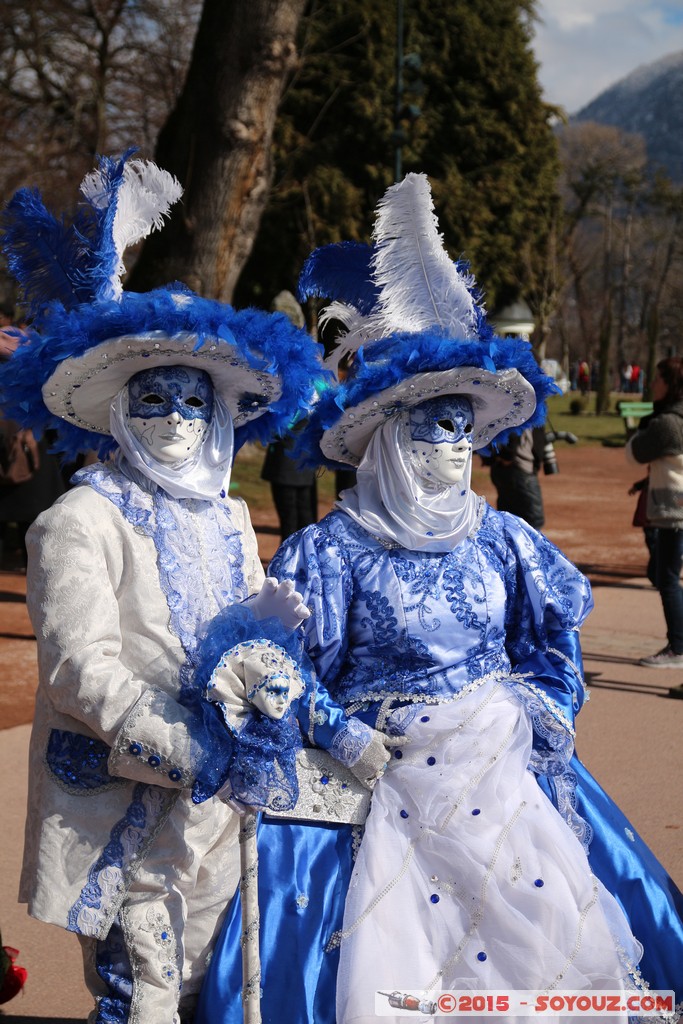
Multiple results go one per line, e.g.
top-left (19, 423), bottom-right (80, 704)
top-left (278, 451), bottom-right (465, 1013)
top-left (337, 406), bottom-right (481, 553)
top-left (109, 387), bottom-right (234, 501)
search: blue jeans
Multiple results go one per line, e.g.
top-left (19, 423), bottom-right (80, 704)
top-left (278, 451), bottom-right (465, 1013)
top-left (649, 527), bottom-right (683, 654)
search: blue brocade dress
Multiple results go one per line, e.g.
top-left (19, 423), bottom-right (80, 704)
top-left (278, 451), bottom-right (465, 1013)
top-left (197, 501), bottom-right (683, 1023)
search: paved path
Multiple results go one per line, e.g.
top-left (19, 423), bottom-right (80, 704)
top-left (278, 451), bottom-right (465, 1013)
top-left (1, 446), bottom-right (681, 1020)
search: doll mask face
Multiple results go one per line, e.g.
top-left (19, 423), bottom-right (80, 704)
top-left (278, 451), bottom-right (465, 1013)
top-left (408, 395), bottom-right (474, 485)
top-left (249, 677), bottom-right (292, 720)
top-left (127, 365), bottom-right (214, 464)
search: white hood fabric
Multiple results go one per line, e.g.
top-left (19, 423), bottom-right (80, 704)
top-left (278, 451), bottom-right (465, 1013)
top-left (110, 389), bottom-right (234, 501)
top-left (337, 413), bottom-right (480, 552)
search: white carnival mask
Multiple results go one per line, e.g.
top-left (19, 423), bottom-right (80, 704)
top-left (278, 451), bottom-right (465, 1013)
top-left (126, 365), bottom-right (214, 464)
top-left (407, 395), bottom-right (474, 486)
top-left (248, 676), bottom-right (293, 720)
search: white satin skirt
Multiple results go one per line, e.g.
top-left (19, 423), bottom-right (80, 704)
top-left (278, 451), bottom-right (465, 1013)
top-left (335, 680), bottom-right (642, 1024)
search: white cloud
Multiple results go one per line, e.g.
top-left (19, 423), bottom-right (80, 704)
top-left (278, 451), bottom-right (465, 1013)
top-left (533, 1), bottom-right (683, 113)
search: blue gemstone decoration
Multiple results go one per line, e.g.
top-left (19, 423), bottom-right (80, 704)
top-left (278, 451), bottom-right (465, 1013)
top-left (169, 769), bottom-right (182, 782)
top-left (129, 742), bottom-right (142, 756)
top-left (534, 878), bottom-right (544, 887)
top-left (148, 754), bottom-right (161, 768)
top-left (471, 808), bottom-right (481, 816)
top-left (427, 756), bottom-right (436, 766)
top-left (394, 749), bottom-right (403, 759)
top-left (421, 715), bottom-right (430, 722)
top-left (430, 894), bottom-right (440, 904)
top-left (400, 809), bottom-right (409, 819)
top-left (426, 531), bottom-right (434, 536)
top-left (321, 775), bottom-right (329, 785)
top-left (477, 951), bottom-right (487, 961)
top-left (46, 729), bottom-right (117, 791)
top-left (161, 931), bottom-right (168, 940)
top-left (220, 489), bottom-right (226, 498)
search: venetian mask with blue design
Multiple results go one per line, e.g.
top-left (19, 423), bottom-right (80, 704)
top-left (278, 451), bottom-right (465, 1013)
top-left (407, 395), bottom-right (474, 485)
top-left (126, 365), bottom-right (214, 464)
top-left (248, 674), bottom-right (293, 720)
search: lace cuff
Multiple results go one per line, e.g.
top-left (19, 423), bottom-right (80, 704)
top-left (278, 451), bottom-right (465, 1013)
top-left (508, 677), bottom-right (576, 777)
top-left (328, 716), bottom-right (374, 767)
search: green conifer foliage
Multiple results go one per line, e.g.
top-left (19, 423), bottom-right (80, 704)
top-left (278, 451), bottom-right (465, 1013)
top-left (235, 0), bottom-right (559, 317)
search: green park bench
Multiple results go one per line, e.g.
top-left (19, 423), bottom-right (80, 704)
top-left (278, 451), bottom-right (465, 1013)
top-left (617, 400), bottom-right (653, 439)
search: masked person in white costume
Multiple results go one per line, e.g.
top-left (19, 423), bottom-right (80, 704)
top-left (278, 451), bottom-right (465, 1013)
top-left (0, 153), bottom-right (326, 1024)
top-left (197, 174), bottom-right (683, 1024)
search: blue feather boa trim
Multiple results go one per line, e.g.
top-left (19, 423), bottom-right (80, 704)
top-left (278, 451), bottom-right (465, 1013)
top-left (295, 330), bottom-right (559, 469)
top-left (0, 285), bottom-right (329, 461)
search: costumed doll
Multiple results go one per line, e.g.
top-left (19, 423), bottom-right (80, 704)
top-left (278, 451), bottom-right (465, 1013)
top-left (197, 174), bottom-right (683, 1024)
top-left (0, 151), bottom-right (330, 1024)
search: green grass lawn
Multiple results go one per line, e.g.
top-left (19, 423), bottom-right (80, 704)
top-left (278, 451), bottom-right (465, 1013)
top-left (546, 391), bottom-right (640, 447)
top-left (230, 442), bottom-right (337, 515)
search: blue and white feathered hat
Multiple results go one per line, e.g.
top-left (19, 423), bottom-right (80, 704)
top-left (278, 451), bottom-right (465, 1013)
top-left (0, 150), bottom-right (324, 460)
top-left (297, 172), bottom-right (557, 468)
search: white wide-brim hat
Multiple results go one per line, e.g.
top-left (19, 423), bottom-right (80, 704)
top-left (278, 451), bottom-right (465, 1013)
top-left (319, 365), bottom-right (536, 466)
top-left (1, 286), bottom-right (326, 460)
top-left (44, 330), bottom-right (282, 435)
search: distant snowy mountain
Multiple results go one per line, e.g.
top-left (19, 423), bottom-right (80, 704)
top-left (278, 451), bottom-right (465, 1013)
top-left (573, 51), bottom-right (683, 182)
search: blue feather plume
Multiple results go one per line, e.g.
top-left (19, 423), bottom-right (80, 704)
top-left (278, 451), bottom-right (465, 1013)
top-left (79, 151), bottom-right (131, 302)
top-left (297, 242), bottom-right (379, 315)
top-left (0, 189), bottom-right (94, 318)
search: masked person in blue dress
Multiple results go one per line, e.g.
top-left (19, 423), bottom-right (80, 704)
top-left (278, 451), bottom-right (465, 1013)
top-left (198, 175), bottom-right (683, 1024)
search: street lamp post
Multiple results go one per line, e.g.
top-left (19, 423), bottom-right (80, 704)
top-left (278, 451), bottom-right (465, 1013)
top-left (394, 0), bottom-right (404, 182)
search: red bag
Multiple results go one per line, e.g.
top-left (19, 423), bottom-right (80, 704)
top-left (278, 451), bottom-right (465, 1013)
top-left (0, 944), bottom-right (28, 1004)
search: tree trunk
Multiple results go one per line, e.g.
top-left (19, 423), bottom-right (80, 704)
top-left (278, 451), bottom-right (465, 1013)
top-left (596, 199), bottom-right (614, 414)
top-left (127, 0), bottom-right (306, 301)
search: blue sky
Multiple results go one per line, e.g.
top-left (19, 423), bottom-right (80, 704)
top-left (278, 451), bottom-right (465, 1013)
top-left (532, 1), bottom-right (683, 113)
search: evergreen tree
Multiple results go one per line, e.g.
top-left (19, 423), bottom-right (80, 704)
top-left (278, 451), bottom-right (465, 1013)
top-left (236, 0), bottom-right (560, 318)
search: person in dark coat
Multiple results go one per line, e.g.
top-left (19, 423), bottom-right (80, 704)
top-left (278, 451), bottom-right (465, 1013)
top-left (261, 434), bottom-right (318, 541)
top-left (489, 426), bottom-right (546, 529)
top-left (261, 291), bottom-right (319, 541)
top-left (0, 323), bottom-right (65, 569)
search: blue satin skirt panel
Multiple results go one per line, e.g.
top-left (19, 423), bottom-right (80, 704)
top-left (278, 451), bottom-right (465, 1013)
top-left (538, 755), bottom-right (683, 999)
top-left (195, 818), bottom-right (354, 1024)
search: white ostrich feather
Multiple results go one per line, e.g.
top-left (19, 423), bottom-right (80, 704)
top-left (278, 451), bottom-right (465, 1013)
top-left (114, 160), bottom-right (182, 249)
top-left (371, 172), bottom-right (478, 338)
top-left (81, 158), bottom-right (183, 298)
top-left (318, 301), bottom-right (383, 373)
top-left (321, 173), bottom-right (479, 372)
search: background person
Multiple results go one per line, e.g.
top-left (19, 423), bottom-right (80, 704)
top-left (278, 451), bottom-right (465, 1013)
top-left (626, 356), bottom-right (683, 672)
top-left (261, 289), bottom-right (318, 542)
top-left (0, 319), bottom-right (66, 569)
top-left (488, 424), bottom-right (578, 529)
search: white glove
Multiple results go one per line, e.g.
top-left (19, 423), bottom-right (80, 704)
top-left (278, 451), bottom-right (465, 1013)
top-left (348, 728), bottom-right (409, 790)
top-left (250, 577), bottom-right (311, 632)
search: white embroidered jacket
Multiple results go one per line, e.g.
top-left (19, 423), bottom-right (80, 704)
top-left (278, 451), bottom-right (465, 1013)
top-left (21, 469), bottom-right (264, 938)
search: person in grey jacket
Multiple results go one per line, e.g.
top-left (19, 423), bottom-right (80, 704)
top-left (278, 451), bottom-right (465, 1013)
top-left (626, 356), bottom-right (683, 673)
